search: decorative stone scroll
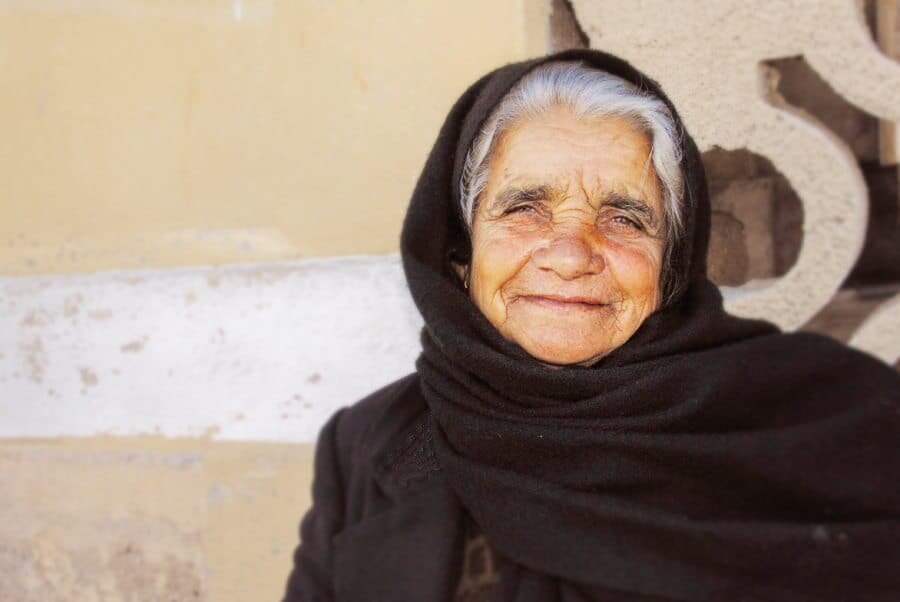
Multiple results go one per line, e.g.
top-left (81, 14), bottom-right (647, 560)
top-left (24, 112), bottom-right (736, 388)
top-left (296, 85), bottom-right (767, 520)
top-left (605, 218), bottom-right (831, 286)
top-left (571, 0), bottom-right (900, 363)
top-left (849, 292), bottom-right (900, 365)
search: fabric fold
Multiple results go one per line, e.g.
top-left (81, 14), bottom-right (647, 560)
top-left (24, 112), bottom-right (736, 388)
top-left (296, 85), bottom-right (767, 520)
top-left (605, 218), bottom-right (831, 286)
top-left (400, 48), bottom-right (900, 601)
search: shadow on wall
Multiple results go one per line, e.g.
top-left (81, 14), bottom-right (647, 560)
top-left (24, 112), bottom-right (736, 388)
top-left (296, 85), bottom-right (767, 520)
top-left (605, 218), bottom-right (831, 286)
top-left (703, 147), bottom-right (803, 287)
top-left (765, 55), bottom-right (900, 288)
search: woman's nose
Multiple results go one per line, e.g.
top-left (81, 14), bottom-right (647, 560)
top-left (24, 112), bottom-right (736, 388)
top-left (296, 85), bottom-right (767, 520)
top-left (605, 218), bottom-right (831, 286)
top-left (532, 232), bottom-right (605, 280)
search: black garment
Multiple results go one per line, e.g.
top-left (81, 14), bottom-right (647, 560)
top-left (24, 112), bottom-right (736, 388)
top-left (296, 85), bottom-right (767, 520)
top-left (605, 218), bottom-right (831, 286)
top-left (285, 48), bottom-right (900, 601)
top-left (282, 373), bottom-right (676, 602)
top-left (400, 48), bottom-right (900, 600)
top-left (282, 374), bottom-right (466, 602)
top-left (454, 510), bottom-right (506, 601)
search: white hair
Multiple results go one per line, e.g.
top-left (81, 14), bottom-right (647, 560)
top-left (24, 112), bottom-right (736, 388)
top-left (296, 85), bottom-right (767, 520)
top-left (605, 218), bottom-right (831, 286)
top-left (458, 61), bottom-right (686, 299)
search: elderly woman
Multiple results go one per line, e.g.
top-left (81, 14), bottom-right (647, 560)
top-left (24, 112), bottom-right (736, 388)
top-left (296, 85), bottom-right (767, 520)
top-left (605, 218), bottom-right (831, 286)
top-left (283, 49), bottom-right (900, 601)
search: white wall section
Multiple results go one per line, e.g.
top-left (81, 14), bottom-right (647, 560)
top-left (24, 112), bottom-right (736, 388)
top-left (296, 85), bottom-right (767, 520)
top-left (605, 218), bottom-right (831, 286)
top-left (0, 255), bottom-right (423, 442)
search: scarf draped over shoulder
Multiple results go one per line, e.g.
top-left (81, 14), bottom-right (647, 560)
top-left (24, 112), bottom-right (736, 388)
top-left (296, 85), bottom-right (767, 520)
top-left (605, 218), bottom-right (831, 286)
top-left (399, 48), bottom-right (900, 601)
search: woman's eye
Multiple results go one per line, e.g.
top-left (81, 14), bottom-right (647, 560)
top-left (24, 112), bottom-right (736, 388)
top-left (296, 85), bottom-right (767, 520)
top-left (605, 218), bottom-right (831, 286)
top-left (611, 215), bottom-right (643, 230)
top-left (505, 204), bottom-right (537, 215)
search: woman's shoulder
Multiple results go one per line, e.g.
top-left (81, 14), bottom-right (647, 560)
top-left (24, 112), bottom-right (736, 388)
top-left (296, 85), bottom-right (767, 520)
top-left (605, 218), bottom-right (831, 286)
top-left (334, 372), bottom-right (424, 449)
top-left (326, 372), bottom-right (432, 490)
top-left (748, 330), bottom-right (898, 384)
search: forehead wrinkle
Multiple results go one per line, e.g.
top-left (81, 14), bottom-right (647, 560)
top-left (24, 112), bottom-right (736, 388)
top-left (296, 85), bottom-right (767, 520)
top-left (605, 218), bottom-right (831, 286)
top-left (587, 173), bottom-right (660, 209)
top-left (492, 175), bottom-right (568, 200)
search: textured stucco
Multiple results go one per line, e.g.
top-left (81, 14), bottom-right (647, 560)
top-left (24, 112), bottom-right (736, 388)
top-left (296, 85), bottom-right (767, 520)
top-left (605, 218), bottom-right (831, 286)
top-left (0, 437), bottom-right (313, 601)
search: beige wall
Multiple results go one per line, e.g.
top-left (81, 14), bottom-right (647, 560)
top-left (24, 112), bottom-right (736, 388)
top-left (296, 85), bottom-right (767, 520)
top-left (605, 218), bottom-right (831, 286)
top-left (0, 0), bottom-right (546, 275)
top-left (0, 437), bottom-right (313, 601)
top-left (0, 2), bottom-right (547, 600)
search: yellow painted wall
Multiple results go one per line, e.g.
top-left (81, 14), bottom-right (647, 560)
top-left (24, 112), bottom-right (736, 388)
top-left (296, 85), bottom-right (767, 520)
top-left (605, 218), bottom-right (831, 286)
top-left (0, 0), bottom-right (548, 275)
top-left (0, 2), bottom-right (548, 600)
top-left (0, 437), bottom-right (314, 601)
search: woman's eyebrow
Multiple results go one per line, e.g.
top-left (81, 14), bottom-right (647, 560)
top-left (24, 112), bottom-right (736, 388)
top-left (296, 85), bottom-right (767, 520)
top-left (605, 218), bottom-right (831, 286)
top-left (492, 185), bottom-right (552, 210)
top-left (491, 186), bottom-right (658, 226)
top-left (602, 193), bottom-right (658, 227)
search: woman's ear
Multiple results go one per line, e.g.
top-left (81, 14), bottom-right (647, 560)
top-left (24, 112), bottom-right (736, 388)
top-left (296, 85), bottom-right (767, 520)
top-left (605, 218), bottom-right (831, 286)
top-left (448, 242), bottom-right (471, 291)
top-left (450, 259), bottom-right (470, 290)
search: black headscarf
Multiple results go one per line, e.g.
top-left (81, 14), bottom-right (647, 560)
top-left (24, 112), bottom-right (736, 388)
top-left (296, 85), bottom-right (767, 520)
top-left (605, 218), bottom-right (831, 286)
top-left (400, 49), bottom-right (900, 601)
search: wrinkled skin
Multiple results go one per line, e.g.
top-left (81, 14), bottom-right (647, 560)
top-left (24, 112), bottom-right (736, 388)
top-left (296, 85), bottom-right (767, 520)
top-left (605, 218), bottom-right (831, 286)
top-left (462, 105), bottom-right (665, 366)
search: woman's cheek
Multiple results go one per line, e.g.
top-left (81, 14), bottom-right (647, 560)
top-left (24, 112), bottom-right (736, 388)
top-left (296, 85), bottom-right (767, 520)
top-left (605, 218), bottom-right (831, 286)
top-left (471, 226), bottom-right (541, 323)
top-left (473, 225), bottom-right (540, 288)
top-left (605, 239), bottom-right (662, 306)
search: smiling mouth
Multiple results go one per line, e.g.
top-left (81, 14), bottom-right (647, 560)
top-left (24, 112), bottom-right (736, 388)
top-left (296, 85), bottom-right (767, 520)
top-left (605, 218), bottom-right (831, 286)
top-left (517, 294), bottom-right (610, 310)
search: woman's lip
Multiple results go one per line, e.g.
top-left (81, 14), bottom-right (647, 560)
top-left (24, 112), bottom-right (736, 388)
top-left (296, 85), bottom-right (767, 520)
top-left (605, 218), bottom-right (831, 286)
top-left (517, 294), bottom-right (608, 308)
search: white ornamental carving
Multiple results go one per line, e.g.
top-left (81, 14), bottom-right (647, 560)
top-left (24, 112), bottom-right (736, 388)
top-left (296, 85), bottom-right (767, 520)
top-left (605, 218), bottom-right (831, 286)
top-left (571, 0), bottom-right (900, 364)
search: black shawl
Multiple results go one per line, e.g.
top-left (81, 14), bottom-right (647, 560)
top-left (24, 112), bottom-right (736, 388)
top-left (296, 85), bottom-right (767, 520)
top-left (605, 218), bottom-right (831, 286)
top-left (399, 49), bottom-right (900, 601)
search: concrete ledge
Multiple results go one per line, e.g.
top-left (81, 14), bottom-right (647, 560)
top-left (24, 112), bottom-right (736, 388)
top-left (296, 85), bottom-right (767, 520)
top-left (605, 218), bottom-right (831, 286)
top-left (0, 255), bottom-right (422, 442)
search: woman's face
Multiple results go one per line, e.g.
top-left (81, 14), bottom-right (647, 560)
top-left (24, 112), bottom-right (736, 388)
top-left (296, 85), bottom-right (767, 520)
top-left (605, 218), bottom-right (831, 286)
top-left (466, 105), bottom-right (665, 366)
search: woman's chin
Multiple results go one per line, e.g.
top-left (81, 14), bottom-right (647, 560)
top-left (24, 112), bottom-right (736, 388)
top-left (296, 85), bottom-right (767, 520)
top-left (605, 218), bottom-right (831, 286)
top-left (514, 335), bottom-right (614, 367)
